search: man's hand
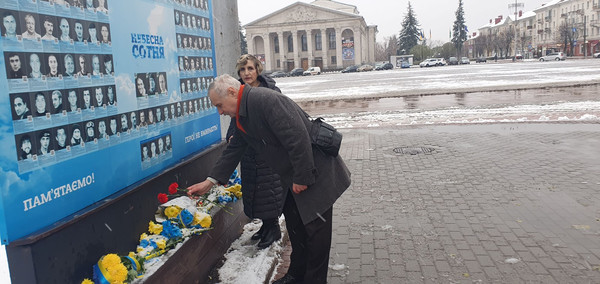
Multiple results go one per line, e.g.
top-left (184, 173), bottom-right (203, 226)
top-left (292, 183), bottom-right (308, 194)
top-left (187, 180), bottom-right (214, 197)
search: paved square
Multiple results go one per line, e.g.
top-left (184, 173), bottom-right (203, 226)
top-left (328, 123), bottom-right (600, 283)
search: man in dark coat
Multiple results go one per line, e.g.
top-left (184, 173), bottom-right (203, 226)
top-left (226, 75), bottom-right (285, 248)
top-left (188, 74), bottom-right (351, 283)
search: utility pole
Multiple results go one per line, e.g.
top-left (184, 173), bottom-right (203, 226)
top-left (583, 13), bottom-right (587, 58)
top-left (509, 0), bottom-right (524, 59)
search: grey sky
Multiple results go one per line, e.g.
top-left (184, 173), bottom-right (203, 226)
top-left (238, 0), bottom-right (549, 44)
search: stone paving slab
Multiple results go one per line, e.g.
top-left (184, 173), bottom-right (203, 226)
top-left (309, 123), bottom-right (600, 283)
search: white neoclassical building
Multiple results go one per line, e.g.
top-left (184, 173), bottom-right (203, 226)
top-left (244, 0), bottom-right (377, 72)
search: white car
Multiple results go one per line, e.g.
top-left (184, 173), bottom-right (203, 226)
top-left (594, 52), bottom-right (600, 58)
top-left (419, 58), bottom-right (438, 67)
top-left (303, 66), bottom-right (321, 76)
top-left (539, 52), bottom-right (566, 61)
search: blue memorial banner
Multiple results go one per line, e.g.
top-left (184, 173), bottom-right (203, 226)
top-left (0, 0), bottom-right (218, 244)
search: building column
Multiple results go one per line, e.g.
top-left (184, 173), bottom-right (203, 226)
top-left (353, 27), bottom-right (362, 66)
top-left (320, 28), bottom-right (328, 69)
top-left (306, 29), bottom-right (314, 66)
top-left (278, 31), bottom-right (285, 71)
top-left (335, 28), bottom-right (343, 68)
top-left (292, 30), bottom-right (300, 69)
top-left (246, 33), bottom-right (254, 55)
top-left (263, 33), bottom-right (272, 72)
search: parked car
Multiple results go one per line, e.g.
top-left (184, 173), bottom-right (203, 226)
top-left (400, 61), bottom-right (410, 68)
top-left (289, 68), bottom-right (305, 76)
top-left (357, 64), bottom-right (373, 72)
top-left (269, 71), bottom-right (288, 78)
top-left (593, 52), bottom-right (600, 58)
top-left (475, 57), bottom-right (487, 63)
top-left (303, 66), bottom-right (321, 76)
top-left (419, 58), bottom-right (438, 67)
top-left (448, 57), bottom-right (459, 65)
top-left (375, 62), bottom-right (394, 70)
top-left (515, 54), bottom-right (523, 60)
top-left (539, 52), bottom-right (566, 61)
top-left (341, 65), bottom-right (359, 73)
top-left (434, 58), bottom-right (446, 66)
top-left (460, 57), bottom-right (470, 64)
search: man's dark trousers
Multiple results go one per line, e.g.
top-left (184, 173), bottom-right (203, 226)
top-left (283, 189), bottom-right (333, 284)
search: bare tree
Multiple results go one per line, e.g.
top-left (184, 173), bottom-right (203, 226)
top-left (474, 34), bottom-right (488, 57)
top-left (375, 41), bottom-right (386, 61)
top-left (556, 22), bottom-right (577, 56)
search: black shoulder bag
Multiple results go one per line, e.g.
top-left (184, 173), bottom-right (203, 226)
top-left (309, 117), bottom-right (342, 157)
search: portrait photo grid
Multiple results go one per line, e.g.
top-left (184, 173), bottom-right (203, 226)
top-left (3, 0), bottom-right (216, 173)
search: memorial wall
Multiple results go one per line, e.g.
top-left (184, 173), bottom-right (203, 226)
top-left (0, 0), bottom-right (220, 244)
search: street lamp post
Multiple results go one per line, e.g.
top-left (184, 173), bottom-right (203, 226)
top-left (509, 0), bottom-right (524, 59)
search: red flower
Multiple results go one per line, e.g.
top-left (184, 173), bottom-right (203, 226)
top-left (168, 183), bottom-right (179, 194)
top-left (158, 193), bottom-right (168, 204)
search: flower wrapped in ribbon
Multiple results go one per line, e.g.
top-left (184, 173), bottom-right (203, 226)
top-left (90, 253), bottom-right (141, 284)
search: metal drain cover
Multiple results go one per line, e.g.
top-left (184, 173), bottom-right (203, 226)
top-left (393, 147), bottom-right (436, 155)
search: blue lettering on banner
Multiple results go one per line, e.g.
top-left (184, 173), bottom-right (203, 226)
top-left (131, 33), bottom-right (165, 59)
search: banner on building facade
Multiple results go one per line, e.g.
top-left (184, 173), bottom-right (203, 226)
top-left (342, 37), bottom-right (354, 60)
top-left (0, 0), bottom-right (218, 244)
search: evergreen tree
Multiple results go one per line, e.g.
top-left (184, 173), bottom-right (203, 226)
top-left (451, 0), bottom-right (468, 57)
top-left (398, 2), bottom-right (420, 55)
top-left (239, 21), bottom-right (248, 55)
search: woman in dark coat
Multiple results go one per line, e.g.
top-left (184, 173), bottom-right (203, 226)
top-left (226, 54), bottom-right (285, 249)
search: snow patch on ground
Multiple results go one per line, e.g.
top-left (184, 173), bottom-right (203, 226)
top-left (217, 218), bottom-right (285, 284)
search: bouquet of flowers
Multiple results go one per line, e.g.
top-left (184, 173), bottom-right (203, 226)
top-left (81, 174), bottom-right (241, 283)
top-left (80, 252), bottom-right (144, 284)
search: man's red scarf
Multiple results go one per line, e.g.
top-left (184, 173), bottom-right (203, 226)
top-left (235, 84), bottom-right (247, 134)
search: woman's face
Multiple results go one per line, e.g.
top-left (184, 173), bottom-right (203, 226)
top-left (73, 129), bottom-right (81, 139)
top-left (239, 61), bottom-right (259, 87)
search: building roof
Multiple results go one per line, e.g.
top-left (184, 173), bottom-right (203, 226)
top-left (533, 0), bottom-right (568, 12)
top-left (244, 1), bottom-right (362, 27)
top-left (310, 0), bottom-right (358, 14)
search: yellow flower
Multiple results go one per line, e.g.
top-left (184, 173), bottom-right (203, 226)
top-left (136, 246), bottom-right (143, 252)
top-left (98, 254), bottom-right (128, 284)
top-left (225, 184), bottom-right (242, 198)
top-left (81, 279), bottom-right (94, 284)
top-left (101, 254), bottom-right (121, 268)
top-left (148, 221), bottom-right (163, 235)
top-left (192, 212), bottom-right (212, 228)
top-left (139, 233), bottom-right (148, 242)
top-left (164, 205), bottom-right (182, 218)
top-left (156, 239), bottom-right (166, 249)
top-left (106, 262), bottom-right (128, 283)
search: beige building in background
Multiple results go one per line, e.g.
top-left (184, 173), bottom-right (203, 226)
top-left (468, 0), bottom-right (600, 59)
top-left (243, 0), bottom-right (377, 72)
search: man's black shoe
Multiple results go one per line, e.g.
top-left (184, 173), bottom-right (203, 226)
top-left (257, 221), bottom-right (281, 249)
top-left (272, 273), bottom-right (300, 284)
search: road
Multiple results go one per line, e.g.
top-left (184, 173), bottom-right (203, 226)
top-left (271, 59), bottom-right (600, 128)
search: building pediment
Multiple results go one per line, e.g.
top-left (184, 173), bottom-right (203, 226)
top-left (244, 2), bottom-right (361, 28)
